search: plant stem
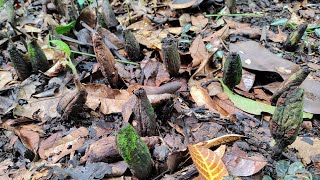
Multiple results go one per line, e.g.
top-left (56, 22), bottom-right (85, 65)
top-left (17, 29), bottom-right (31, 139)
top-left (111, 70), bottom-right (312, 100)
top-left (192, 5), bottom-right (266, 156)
top-left (205, 13), bottom-right (263, 17)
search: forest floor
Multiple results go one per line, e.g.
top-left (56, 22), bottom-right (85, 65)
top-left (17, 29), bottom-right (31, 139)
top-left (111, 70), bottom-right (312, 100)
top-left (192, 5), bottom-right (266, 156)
top-left (0, 0), bottom-right (319, 179)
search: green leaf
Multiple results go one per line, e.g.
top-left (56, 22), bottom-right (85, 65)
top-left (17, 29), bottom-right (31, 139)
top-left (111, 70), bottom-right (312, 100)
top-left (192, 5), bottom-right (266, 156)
top-left (271, 18), bottom-right (288, 26)
top-left (55, 21), bottom-right (76, 34)
top-left (0, 0), bottom-right (4, 8)
top-left (288, 162), bottom-right (305, 175)
top-left (315, 28), bottom-right (320, 38)
top-left (262, 176), bottom-right (272, 180)
top-left (276, 160), bottom-right (290, 177)
top-left (50, 40), bottom-right (71, 56)
top-left (77, 0), bottom-right (85, 8)
top-left (220, 80), bottom-right (313, 118)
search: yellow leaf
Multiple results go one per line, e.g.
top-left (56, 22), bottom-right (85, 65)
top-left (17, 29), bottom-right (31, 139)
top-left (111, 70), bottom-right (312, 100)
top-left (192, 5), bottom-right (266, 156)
top-left (195, 134), bottom-right (244, 148)
top-left (188, 144), bottom-right (228, 180)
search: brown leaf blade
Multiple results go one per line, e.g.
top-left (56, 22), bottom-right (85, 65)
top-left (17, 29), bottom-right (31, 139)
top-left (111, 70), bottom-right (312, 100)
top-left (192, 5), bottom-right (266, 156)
top-left (188, 144), bottom-right (228, 180)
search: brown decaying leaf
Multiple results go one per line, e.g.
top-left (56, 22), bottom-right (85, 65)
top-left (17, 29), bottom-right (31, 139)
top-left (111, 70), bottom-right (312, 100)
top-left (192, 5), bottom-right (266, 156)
top-left (191, 15), bottom-right (208, 30)
top-left (195, 134), bottom-right (244, 148)
top-left (92, 32), bottom-right (118, 87)
top-left (75, 6), bottom-right (96, 31)
top-left (226, 20), bottom-right (287, 43)
top-left (229, 40), bottom-right (300, 79)
top-left (0, 70), bottom-right (13, 89)
top-left (222, 144), bottom-right (267, 176)
top-left (203, 24), bottom-right (230, 42)
top-left (188, 144), bottom-right (229, 180)
top-left (38, 127), bottom-right (89, 163)
top-left (289, 137), bottom-right (320, 164)
top-left (190, 85), bottom-right (228, 116)
top-left (190, 35), bottom-right (208, 67)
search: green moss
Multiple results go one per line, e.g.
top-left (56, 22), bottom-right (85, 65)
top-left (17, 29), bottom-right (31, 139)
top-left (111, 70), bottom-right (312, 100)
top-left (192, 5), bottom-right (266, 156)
top-left (116, 123), bottom-right (152, 179)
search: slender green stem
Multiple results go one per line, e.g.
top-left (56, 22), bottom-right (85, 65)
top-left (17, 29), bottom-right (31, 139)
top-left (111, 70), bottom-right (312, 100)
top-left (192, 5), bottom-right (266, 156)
top-left (206, 13), bottom-right (263, 17)
top-left (70, 50), bottom-right (96, 57)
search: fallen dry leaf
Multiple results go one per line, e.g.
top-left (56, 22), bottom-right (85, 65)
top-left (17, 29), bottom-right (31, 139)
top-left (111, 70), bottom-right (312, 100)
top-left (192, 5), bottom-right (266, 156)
top-left (222, 144), bottom-right (267, 176)
top-left (190, 35), bottom-right (208, 67)
top-left (0, 70), bottom-right (13, 89)
top-left (289, 137), bottom-right (320, 164)
top-left (39, 127), bottom-right (89, 163)
top-left (191, 15), bottom-right (208, 30)
top-left (188, 144), bottom-right (229, 179)
top-left (195, 134), bottom-right (244, 148)
top-left (190, 85), bottom-right (228, 116)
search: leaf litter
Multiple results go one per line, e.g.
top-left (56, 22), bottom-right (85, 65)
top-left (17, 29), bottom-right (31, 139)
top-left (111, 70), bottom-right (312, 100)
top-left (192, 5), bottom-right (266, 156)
top-left (0, 0), bottom-right (320, 179)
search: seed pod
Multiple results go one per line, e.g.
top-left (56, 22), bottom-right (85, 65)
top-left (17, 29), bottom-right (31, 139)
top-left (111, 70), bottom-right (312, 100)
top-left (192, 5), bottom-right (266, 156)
top-left (8, 45), bottom-right (32, 80)
top-left (161, 37), bottom-right (181, 77)
top-left (27, 38), bottom-right (50, 72)
top-left (116, 123), bottom-right (153, 179)
top-left (270, 88), bottom-right (304, 156)
top-left (222, 52), bottom-right (242, 91)
top-left (123, 29), bottom-right (141, 61)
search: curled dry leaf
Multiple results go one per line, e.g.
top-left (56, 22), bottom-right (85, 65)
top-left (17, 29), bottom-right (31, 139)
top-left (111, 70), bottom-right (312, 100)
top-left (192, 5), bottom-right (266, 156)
top-left (38, 127), bottom-right (89, 163)
top-left (195, 134), bottom-right (244, 148)
top-left (190, 85), bottom-right (228, 116)
top-left (188, 144), bottom-right (229, 180)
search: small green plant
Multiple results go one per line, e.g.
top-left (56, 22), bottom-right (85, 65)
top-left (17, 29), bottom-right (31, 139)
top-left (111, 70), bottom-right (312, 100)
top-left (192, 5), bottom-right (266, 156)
top-left (263, 160), bottom-right (312, 180)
